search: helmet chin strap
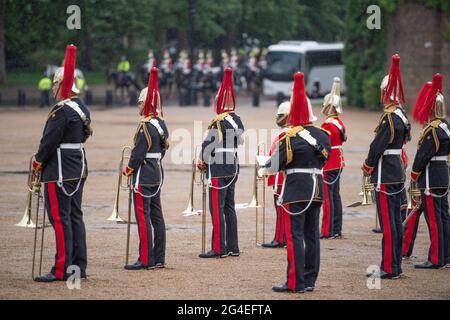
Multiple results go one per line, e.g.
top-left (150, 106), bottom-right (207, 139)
top-left (53, 82), bottom-right (62, 101)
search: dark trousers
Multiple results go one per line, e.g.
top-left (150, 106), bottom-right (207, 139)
top-left (375, 183), bottom-right (403, 276)
top-left (422, 189), bottom-right (450, 266)
top-left (272, 186), bottom-right (285, 245)
top-left (133, 185), bottom-right (166, 267)
top-left (44, 180), bottom-right (87, 280)
top-left (321, 169), bottom-right (343, 237)
top-left (402, 200), bottom-right (423, 258)
top-left (40, 90), bottom-right (50, 108)
top-left (400, 188), bottom-right (408, 221)
top-left (209, 176), bottom-right (239, 255)
top-left (284, 202), bottom-right (321, 291)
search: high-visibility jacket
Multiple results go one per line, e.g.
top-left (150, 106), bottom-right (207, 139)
top-left (117, 61), bottom-right (130, 72)
top-left (38, 77), bottom-right (52, 91)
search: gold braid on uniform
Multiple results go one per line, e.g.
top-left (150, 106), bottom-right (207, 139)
top-left (279, 126), bottom-right (304, 165)
top-left (208, 112), bottom-right (230, 143)
top-left (46, 100), bottom-right (70, 120)
top-left (133, 115), bottom-right (154, 150)
top-left (418, 119), bottom-right (441, 152)
top-left (374, 103), bottom-right (399, 144)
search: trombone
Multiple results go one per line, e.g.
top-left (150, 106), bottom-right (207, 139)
top-left (24, 155), bottom-right (47, 280)
top-left (251, 143), bottom-right (267, 246)
top-left (108, 146), bottom-right (132, 224)
top-left (16, 156), bottom-right (39, 228)
top-left (403, 181), bottom-right (421, 227)
top-left (182, 147), bottom-right (204, 217)
top-left (199, 168), bottom-right (207, 255)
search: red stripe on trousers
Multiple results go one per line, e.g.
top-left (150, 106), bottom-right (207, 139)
top-left (402, 208), bottom-right (418, 257)
top-left (211, 178), bottom-right (221, 254)
top-left (47, 183), bottom-right (66, 280)
top-left (284, 205), bottom-right (296, 290)
top-left (135, 186), bottom-right (149, 266)
top-left (275, 205), bottom-right (284, 243)
top-left (321, 172), bottom-right (331, 237)
top-left (379, 184), bottom-right (393, 274)
top-left (425, 194), bottom-right (439, 265)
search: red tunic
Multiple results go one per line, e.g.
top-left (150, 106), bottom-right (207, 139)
top-left (267, 130), bottom-right (287, 187)
top-left (321, 116), bottom-right (346, 171)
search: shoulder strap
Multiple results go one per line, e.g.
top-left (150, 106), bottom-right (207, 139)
top-left (224, 115), bottom-right (239, 131)
top-left (149, 118), bottom-right (165, 137)
top-left (393, 108), bottom-right (409, 128)
top-left (298, 128), bottom-right (318, 147)
top-left (438, 122), bottom-right (450, 139)
top-left (329, 119), bottom-right (344, 132)
top-left (65, 100), bottom-right (87, 121)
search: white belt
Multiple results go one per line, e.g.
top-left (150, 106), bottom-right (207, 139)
top-left (331, 145), bottom-right (342, 150)
top-left (146, 153), bottom-right (162, 159)
top-left (215, 148), bottom-right (237, 153)
top-left (430, 156), bottom-right (448, 162)
top-left (60, 143), bottom-right (83, 149)
top-left (376, 149), bottom-right (402, 191)
top-left (56, 143), bottom-right (85, 197)
top-left (383, 149), bottom-right (402, 156)
top-left (286, 168), bottom-right (323, 176)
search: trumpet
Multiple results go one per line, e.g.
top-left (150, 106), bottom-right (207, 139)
top-left (403, 181), bottom-right (421, 227)
top-left (108, 146), bottom-right (132, 224)
top-left (362, 176), bottom-right (375, 206)
top-left (251, 143), bottom-right (267, 246)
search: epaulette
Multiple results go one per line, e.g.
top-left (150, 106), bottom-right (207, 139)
top-left (419, 120), bottom-right (441, 151)
top-left (133, 117), bottom-right (153, 150)
top-left (208, 112), bottom-right (230, 142)
top-left (46, 102), bottom-right (66, 120)
top-left (281, 126), bottom-right (304, 165)
top-left (375, 112), bottom-right (394, 143)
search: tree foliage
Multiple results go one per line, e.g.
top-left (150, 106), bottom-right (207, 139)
top-left (4, 0), bottom-right (347, 72)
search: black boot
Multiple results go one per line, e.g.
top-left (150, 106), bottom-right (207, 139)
top-left (262, 240), bottom-right (280, 248)
top-left (366, 270), bottom-right (399, 279)
top-left (34, 273), bottom-right (61, 283)
top-left (199, 250), bottom-right (226, 259)
top-left (272, 283), bottom-right (305, 293)
top-left (124, 261), bottom-right (147, 270)
top-left (414, 261), bottom-right (442, 269)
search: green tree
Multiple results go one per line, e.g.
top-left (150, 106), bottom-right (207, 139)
top-left (0, 0), bottom-right (6, 84)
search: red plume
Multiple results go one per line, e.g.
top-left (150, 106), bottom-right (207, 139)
top-left (215, 67), bottom-right (236, 114)
top-left (421, 73), bottom-right (443, 123)
top-left (289, 72), bottom-right (310, 126)
top-left (143, 67), bottom-right (162, 117)
top-left (412, 81), bottom-right (432, 123)
top-left (383, 54), bottom-right (405, 105)
top-left (61, 45), bottom-right (77, 99)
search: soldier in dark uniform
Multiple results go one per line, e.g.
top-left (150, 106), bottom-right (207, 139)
top-left (197, 67), bottom-right (245, 258)
top-left (363, 55), bottom-right (411, 279)
top-left (402, 81), bottom-right (433, 260)
top-left (320, 77), bottom-right (346, 239)
top-left (261, 72), bottom-right (331, 293)
top-left (123, 68), bottom-right (169, 270)
top-left (410, 73), bottom-right (450, 269)
top-left (32, 45), bottom-right (92, 282)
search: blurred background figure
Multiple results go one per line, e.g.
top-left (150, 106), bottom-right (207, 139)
top-left (37, 72), bottom-right (52, 108)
